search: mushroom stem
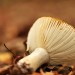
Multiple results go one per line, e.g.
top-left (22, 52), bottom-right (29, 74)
top-left (17, 48), bottom-right (49, 73)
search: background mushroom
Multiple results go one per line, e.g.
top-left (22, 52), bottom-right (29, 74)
top-left (17, 17), bottom-right (75, 73)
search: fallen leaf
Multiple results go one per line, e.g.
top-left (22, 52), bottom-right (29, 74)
top-left (32, 72), bottom-right (41, 75)
top-left (0, 52), bottom-right (13, 64)
top-left (45, 72), bottom-right (55, 75)
top-left (0, 65), bottom-right (12, 73)
top-left (40, 69), bottom-right (55, 75)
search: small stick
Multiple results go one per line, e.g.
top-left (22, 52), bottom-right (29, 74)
top-left (4, 44), bottom-right (16, 58)
top-left (0, 65), bottom-right (12, 74)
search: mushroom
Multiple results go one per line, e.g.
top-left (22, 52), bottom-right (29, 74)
top-left (17, 17), bottom-right (75, 73)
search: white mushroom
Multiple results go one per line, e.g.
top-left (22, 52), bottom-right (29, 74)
top-left (17, 17), bottom-right (75, 73)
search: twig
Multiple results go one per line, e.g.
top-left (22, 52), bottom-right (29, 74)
top-left (4, 44), bottom-right (16, 58)
top-left (0, 65), bottom-right (12, 74)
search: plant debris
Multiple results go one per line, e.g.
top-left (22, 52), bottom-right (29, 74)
top-left (0, 41), bottom-right (75, 75)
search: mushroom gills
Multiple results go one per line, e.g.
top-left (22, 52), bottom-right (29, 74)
top-left (17, 17), bottom-right (75, 73)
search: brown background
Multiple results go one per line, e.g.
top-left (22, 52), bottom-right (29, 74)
top-left (0, 0), bottom-right (75, 43)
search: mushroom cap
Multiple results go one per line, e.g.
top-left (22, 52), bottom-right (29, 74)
top-left (27, 17), bottom-right (75, 64)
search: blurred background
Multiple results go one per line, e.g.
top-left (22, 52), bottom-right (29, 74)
top-left (0, 0), bottom-right (75, 43)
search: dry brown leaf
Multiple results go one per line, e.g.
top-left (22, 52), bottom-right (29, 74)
top-left (68, 71), bottom-right (75, 75)
top-left (0, 52), bottom-right (13, 64)
top-left (0, 65), bottom-right (12, 73)
top-left (68, 71), bottom-right (73, 75)
top-left (40, 69), bottom-right (55, 75)
top-left (53, 71), bottom-right (59, 75)
top-left (45, 72), bottom-right (55, 75)
top-left (32, 72), bottom-right (41, 75)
